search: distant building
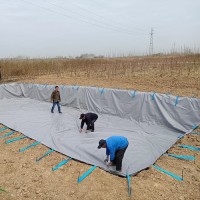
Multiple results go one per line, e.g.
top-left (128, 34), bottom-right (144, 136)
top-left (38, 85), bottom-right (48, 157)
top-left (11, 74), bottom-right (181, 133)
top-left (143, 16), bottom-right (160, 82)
top-left (77, 54), bottom-right (104, 59)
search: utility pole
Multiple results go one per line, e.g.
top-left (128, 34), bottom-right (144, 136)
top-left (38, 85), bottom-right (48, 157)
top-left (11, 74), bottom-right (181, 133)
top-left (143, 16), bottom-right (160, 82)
top-left (149, 28), bottom-right (154, 55)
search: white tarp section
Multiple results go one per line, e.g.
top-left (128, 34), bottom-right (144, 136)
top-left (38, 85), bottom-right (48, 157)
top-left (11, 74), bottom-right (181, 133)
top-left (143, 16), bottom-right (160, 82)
top-left (0, 83), bottom-right (200, 176)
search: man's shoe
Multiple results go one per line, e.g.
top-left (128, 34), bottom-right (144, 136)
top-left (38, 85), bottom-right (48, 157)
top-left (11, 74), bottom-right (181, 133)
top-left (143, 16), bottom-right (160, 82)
top-left (59, 112), bottom-right (62, 113)
top-left (51, 111), bottom-right (54, 113)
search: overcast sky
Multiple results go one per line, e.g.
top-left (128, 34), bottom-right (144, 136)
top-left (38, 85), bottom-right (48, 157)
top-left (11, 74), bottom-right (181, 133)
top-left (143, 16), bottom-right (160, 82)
top-left (0, 0), bottom-right (200, 58)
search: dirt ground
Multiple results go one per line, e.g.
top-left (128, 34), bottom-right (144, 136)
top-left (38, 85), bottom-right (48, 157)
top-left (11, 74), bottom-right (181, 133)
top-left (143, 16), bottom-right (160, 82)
top-left (0, 74), bottom-right (200, 200)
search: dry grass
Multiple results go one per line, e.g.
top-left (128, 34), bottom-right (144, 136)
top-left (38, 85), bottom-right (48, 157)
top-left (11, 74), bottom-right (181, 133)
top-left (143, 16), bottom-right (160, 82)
top-left (0, 54), bottom-right (199, 98)
top-left (0, 54), bottom-right (200, 80)
top-left (0, 54), bottom-right (200, 200)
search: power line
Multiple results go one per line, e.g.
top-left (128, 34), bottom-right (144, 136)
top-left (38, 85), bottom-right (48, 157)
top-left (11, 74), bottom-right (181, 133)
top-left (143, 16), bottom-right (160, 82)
top-left (87, 0), bottom-right (147, 32)
top-left (22, 0), bottom-right (146, 36)
top-left (59, 0), bottom-right (146, 33)
top-left (45, 0), bottom-right (145, 35)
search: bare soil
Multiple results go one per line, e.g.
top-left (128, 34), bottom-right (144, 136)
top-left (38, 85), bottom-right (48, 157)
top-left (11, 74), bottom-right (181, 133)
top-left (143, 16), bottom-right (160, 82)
top-left (0, 74), bottom-right (200, 200)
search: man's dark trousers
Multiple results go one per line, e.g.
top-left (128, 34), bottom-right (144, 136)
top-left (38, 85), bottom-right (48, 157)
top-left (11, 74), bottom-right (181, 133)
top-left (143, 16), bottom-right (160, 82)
top-left (112, 146), bottom-right (128, 171)
top-left (87, 119), bottom-right (97, 131)
top-left (51, 101), bottom-right (61, 113)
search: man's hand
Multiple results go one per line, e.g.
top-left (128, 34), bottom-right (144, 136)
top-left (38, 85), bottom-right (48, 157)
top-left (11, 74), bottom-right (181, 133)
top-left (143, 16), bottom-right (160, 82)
top-left (108, 162), bottom-right (113, 166)
top-left (104, 158), bottom-right (108, 163)
top-left (79, 129), bottom-right (83, 133)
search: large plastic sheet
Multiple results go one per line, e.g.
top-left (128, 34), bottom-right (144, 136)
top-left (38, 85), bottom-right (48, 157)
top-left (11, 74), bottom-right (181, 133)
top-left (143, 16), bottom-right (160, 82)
top-left (0, 83), bottom-right (199, 176)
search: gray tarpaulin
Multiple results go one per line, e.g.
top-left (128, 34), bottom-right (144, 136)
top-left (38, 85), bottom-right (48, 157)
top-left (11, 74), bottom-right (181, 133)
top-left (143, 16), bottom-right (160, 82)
top-left (0, 83), bottom-right (199, 176)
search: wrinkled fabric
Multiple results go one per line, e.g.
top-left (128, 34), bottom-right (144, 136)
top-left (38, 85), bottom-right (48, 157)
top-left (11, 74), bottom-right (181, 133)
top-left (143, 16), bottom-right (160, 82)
top-left (0, 83), bottom-right (199, 176)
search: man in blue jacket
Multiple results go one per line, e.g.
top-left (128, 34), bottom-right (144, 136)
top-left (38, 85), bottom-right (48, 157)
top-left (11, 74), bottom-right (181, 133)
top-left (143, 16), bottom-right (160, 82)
top-left (98, 136), bottom-right (129, 171)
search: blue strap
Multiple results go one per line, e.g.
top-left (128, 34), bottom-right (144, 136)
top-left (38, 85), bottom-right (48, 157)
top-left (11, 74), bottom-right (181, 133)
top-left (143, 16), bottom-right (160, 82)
top-left (0, 131), bottom-right (15, 139)
top-left (36, 149), bottom-right (55, 162)
top-left (0, 127), bottom-right (7, 132)
top-left (52, 158), bottom-right (71, 171)
top-left (191, 132), bottom-right (200, 135)
top-left (131, 90), bottom-right (137, 98)
top-left (77, 165), bottom-right (96, 183)
top-left (179, 144), bottom-right (200, 151)
top-left (99, 88), bottom-right (105, 94)
top-left (178, 134), bottom-right (184, 139)
top-left (5, 136), bottom-right (28, 144)
top-left (127, 174), bottom-right (132, 197)
top-left (192, 125), bottom-right (199, 130)
top-left (151, 92), bottom-right (156, 100)
top-left (175, 96), bottom-right (179, 106)
top-left (166, 153), bottom-right (195, 161)
top-left (19, 141), bottom-right (41, 152)
top-left (152, 165), bottom-right (183, 181)
top-left (72, 85), bottom-right (79, 90)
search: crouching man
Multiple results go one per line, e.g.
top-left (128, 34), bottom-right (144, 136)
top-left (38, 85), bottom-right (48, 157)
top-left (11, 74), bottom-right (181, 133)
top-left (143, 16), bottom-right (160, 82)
top-left (79, 113), bottom-right (98, 133)
top-left (98, 136), bottom-right (129, 172)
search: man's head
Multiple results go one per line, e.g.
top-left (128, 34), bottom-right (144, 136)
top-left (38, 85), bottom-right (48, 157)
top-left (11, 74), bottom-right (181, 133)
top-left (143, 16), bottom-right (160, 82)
top-left (55, 86), bottom-right (59, 91)
top-left (98, 139), bottom-right (106, 149)
top-left (79, 114), bottom-right (86, 120)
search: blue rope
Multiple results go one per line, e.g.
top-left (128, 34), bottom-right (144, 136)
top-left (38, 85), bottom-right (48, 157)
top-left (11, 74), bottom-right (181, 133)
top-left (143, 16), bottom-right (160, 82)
top-left (0, 131), bottom-right (15, 139)
top-left (166, 153), bottom-right (195, 161)
top-left (179, 144), bottom-right (200, 151)
top-left (5, 136), bottom-right (28, 144)
top-left (151, 92), bottom-right (156, 100)
top-left (99, 88), bottom-right (105, 94)
top-left (52, 158), bottom-right (71, 171)
top-left (152, 165), bottom-right (183, 181)
top-left (191, 132), bottom-right (200, 135)
top-left (36, 149), bottom-right (55, 162)
top-left (178, 134), bottom-right (184, 139)
top-left (131, 90), bottom-right (137, 98)
top-left (175, 96), bottom-right (179, 106)
top-left (192, 125), bottom-right (199, 130)
top-left (77, 165), bottom-right (96, 183)
top-left (75, 86), bottom-right (80, 90)
top-left (127, 174), bottom-right (132, 197)
top-left (72, 85), bottom-right (79, 90)
top-left (19, 141), bottom-right (41, 152)
top-left (0, 127), bottom-right (7, 132)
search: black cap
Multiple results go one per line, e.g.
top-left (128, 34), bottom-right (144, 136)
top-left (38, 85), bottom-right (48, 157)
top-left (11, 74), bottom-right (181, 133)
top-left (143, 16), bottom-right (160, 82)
top-left (98, 139), bottom-right (106, 149)
top-left (79, 114), bottom-right (85, 119)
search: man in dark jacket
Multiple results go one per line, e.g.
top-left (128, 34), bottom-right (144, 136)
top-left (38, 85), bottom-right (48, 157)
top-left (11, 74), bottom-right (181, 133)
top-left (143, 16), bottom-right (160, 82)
top-left (50, 86), bottom-right (62, 113)
top-left (79, 113), bottom-right (98, 133)
top-left (98, 136), bottom-right (129, 172)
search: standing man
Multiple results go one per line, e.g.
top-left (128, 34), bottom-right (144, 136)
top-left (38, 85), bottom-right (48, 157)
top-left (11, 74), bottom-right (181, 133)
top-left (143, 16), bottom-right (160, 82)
top-left (98, 136), bottom-right (129, 172)
top-left (79, 113), bottom-right (98, 132)
top-left (50, 86), bottom-right (62, 113)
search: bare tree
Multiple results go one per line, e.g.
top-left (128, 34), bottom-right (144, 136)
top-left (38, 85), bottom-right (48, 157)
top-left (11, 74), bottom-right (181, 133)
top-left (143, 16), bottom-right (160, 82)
top-left (0, 66), bottom-right (2, 81)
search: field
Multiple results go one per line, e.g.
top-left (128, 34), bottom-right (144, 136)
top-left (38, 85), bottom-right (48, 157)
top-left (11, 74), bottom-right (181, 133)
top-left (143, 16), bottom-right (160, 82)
top-left (0, 54), bottom-right (200, 200)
